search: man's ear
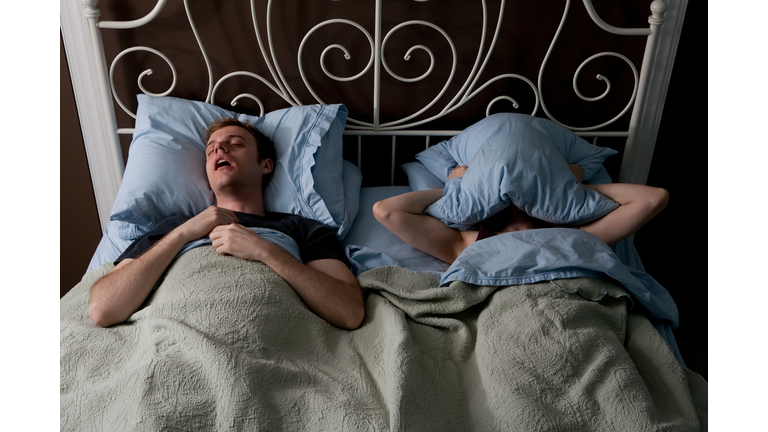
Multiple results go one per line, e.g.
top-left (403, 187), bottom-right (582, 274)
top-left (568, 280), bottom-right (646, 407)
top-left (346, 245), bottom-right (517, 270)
top-left (262, 158), bottom-right (274, 175)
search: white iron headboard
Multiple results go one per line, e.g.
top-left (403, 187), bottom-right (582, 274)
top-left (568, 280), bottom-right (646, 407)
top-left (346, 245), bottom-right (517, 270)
top-left (61, 0), bottom-right (688, 232)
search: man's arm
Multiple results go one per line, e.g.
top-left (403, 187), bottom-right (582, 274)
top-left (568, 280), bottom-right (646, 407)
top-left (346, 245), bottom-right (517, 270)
top-left (89, 206), bottom-right (238, 327)
top-left (209, 224), bottom-right (364, 330)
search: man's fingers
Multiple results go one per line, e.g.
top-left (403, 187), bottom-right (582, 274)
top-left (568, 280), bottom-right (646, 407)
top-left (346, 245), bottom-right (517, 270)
top-left (220, 208), bottom-right (238, 224)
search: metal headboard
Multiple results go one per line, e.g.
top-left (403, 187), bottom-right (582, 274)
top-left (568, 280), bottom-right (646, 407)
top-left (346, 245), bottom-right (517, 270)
top-left (61, 0), bottom-right (688, 231)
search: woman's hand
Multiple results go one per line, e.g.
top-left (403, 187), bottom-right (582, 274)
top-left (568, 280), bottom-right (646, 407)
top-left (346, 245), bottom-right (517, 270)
top-left (569, 164), bottom-right (583, 184)
top-left (449, 164), bottom-right (468, 180)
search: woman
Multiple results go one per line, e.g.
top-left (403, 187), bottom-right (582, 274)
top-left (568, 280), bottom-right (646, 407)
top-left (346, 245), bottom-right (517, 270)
top-left (373, 164), bottom-right (669, 264)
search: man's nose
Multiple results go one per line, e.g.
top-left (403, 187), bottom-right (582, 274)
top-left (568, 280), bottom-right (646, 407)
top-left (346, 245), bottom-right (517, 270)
top-left (213, 142), bottom-right (227, 153)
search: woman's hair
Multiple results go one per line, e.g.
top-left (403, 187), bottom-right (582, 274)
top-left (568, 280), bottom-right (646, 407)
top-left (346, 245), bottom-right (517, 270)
top-left (203, 118), bottom-right (277, 188)
top-left (482, 205), bottom-right (558, 232)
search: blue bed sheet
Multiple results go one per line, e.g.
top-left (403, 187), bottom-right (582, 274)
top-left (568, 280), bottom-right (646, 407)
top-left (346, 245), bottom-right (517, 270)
top-left (440, 227), bottom-right (683, 364)
top-left (441, 228), bottom-right (677, 325)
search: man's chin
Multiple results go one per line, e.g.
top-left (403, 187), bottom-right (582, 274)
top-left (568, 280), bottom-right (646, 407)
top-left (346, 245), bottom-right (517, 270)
top-left (209, 178), bottom-right (238, 194)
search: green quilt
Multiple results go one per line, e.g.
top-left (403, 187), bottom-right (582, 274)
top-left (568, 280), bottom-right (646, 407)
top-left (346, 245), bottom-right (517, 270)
top-left (61, 246), bottom-right (707, 431)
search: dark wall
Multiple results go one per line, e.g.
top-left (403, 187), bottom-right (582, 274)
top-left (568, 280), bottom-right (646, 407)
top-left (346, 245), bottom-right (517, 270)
top-left (632, 1), bottom-right (707, 378)
top-left (60, 0), bottom-right (706, 376)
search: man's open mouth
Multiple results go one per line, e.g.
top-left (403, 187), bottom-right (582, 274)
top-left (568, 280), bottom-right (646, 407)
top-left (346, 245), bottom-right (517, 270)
top-left (215, 158), bottom-right (232, 170)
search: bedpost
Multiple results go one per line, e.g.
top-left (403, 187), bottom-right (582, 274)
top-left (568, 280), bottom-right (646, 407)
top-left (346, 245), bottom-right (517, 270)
top-left (619, 0), bottom-right (687, 184)
top-left (373, 0), bottom-right (383, 131)
top-left (61, 0), bottom-right (124, 232)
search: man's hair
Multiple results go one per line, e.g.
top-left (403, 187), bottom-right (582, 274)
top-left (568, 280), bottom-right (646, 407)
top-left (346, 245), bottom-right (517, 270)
top-left (203, 117), bottom-right (277, 189)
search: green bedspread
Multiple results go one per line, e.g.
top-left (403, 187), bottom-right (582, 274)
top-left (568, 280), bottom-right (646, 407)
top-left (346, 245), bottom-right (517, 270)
top-left (61, 246), bottom-right (707, 431)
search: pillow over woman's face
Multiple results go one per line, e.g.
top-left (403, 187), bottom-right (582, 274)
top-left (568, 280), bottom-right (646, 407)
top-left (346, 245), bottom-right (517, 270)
top-left (409, 113), bottom-right (619, 228)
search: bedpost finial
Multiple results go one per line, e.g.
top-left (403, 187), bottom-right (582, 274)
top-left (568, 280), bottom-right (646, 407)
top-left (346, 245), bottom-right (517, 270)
top-left (81, 0), bottom-right (101, 19)
top-left (648, 0), bottom-right (668, 26)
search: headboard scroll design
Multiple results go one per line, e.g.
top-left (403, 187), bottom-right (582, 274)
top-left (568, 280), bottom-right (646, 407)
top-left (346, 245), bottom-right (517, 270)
top-left (93, 0), bottom-right (666, 135)
top-left (62, 0), bottom-right (686, 231)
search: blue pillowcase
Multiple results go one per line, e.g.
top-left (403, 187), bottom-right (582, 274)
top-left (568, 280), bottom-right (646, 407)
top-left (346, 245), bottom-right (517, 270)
top-left (87, 221), bottom-right (134, 272)
top-left (410, 113), bottom-right (619, 229)
top-left (337, 160), bottom-right (363, 239)
top-left (110, 95), bottom-right (360, 239)
top-left (401, 162), bottom-right (445, 191)
top-left (405, 156), bottom-right (614, 193)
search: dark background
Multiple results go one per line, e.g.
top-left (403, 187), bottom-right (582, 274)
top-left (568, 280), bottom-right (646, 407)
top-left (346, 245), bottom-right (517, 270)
top-left (632, 1), bottom-right (707, 378)
top-left (61, 0), bottom-right (706, 378)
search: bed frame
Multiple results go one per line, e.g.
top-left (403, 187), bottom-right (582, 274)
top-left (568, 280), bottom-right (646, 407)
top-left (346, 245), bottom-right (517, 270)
top-left (60, 0), bottom-right (688, 232)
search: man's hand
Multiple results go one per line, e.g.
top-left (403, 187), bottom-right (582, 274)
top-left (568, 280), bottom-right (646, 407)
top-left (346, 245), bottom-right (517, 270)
top-left (569, 164), bottom-right (584, 184)
top-left (209, 223), bottom-right (278, 261)
top-left (448, 164), bottom-right (468, 180)
top-left (178, 205), bottom-right (239, 241)
top-left (210, 223), bottom-right (364, 329)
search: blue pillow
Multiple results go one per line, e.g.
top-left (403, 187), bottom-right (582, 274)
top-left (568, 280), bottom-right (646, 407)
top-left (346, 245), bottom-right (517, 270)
top-left (110, 95), bottom-right (358, 238)
top-left (406, 149), bottom-right (614, 193)
top-left (337, 160), bottom-right (363, 239)
top-left (584, 165), bottom-right (613, 185)
top-left (415, 113), bottom-right (619, 228)
top-left (401, 162), bottom-right (445, 191)
top-left (87, 159), bottom-right (361, 272)
top-left (87, 221), bottom-right (133, 272)
top-left (405, 157), bottom-right (614, 193)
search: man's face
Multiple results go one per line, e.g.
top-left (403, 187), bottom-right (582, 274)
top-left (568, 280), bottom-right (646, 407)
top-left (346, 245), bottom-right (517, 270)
top-left (205, 125), bottom-right (272, 194)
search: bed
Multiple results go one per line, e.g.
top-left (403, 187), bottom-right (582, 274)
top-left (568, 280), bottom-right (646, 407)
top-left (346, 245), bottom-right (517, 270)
top-left (60, 0), bottom-right (707, 430)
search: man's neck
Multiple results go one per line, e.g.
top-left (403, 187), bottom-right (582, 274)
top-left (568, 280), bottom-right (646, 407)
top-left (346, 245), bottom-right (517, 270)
top-left (214, 193), bottom-right (267, 217)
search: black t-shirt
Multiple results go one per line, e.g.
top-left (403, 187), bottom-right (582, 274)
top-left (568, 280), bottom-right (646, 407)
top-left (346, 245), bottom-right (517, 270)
top-left (115, 211), bottom-right (350, 267)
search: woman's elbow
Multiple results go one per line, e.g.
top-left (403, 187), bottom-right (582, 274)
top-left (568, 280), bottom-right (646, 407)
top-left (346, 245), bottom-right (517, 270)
top-left (373, 200), bottom-right (409, 231)
top-left (649, 187), bottom-right (670, 213)
top-left (372, 200), bottom-right (390, 223)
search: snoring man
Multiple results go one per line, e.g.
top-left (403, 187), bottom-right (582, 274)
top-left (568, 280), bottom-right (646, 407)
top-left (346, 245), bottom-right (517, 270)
top-left (88, 118), bottom-right (364, 330)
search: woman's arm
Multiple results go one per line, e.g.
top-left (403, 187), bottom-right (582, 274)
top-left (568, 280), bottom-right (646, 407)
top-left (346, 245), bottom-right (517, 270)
top-left (373, 188), bottom-right (473, 264)
top-left (373, 165), bottom-right (475, 263)
top-left (579, 183), bottom-right (669, 246)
